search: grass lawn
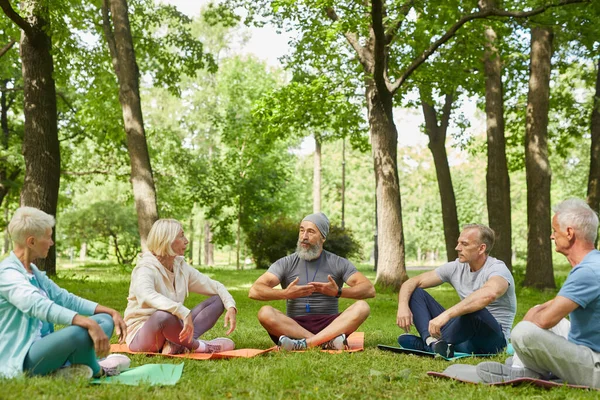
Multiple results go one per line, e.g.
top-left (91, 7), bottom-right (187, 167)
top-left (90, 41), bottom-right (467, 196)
top-left (2, 261), bottom-right (596, 399)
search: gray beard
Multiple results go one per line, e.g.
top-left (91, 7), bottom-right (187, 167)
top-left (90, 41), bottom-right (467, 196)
top-left (296, 240), bottom-right (322, 261)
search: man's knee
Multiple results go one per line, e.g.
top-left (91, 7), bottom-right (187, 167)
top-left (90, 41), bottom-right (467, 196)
top-left (352, 300), bottom-right (370, 318)
top-left (257, 306), bottom-right (277, 325)
top-left (512, 321), bottom-right (540, 351)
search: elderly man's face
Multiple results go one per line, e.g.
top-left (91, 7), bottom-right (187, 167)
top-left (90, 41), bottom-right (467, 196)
top-left (297, 221), bottom-right (324, 260)
top-left (455, 228), bottom-right (485, 264)
top-left (550, 214), bottom-right (570, 255)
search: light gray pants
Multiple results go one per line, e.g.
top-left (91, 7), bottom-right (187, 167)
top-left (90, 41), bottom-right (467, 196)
top-left (512, 321), bottom-right (600, 387)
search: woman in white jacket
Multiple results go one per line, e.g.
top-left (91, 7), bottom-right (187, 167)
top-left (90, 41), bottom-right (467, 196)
top-left (124, 219), bottom-right (237, 354)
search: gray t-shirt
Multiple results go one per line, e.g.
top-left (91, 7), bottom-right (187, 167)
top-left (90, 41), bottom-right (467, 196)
top-left (435, 256), bottom-right (517, 340)
top-left (267, 250), bottom-right (358, 317)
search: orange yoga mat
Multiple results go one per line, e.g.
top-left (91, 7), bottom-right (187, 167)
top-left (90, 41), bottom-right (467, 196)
top-left (110, 332), bottom-right (364, 359)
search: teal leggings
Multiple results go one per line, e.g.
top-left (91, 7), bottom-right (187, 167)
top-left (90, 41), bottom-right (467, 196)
top-left (23, 313), bottom-right (114, 376)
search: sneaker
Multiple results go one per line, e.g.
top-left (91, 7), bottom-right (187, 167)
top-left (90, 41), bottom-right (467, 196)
top-left (321, 334), bottom-right (348, 350)
top-left (278, 335), bottom-right (307, 351)
top-left (476, 361), bottom-right (542, 383)
top-left (97, 354), bottom-right (131, 376)
top-left (397, 334), bottom-right (431, 352)
top-left (196, 337), bottom-right (235, 353)
top-left (432, 339), bottom-right (454, 358)
top-left (51, 364), bottom-right (93, 380)
top-left (161, 340), bottom-right (184, 355)
top-left (505, 356), bottom-right (514, 366)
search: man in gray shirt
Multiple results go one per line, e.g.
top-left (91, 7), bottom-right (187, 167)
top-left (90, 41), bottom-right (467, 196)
top-left (249, 213), bottom-right (375, 350)
top-left (396, 224), bottom-right (516, 357)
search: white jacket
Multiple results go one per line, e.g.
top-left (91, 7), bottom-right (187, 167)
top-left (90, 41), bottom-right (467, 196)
top-left (124, 252), bottom-right (236, 345)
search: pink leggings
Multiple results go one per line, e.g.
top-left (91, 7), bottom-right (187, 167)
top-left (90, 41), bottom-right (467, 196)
top-left (129, 296), bottom-right (224, 354)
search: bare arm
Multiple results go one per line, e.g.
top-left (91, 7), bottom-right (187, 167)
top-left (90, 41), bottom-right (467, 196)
top-left (72, 314), bottom-right (110, 358)
top-left (248, 272), bottom-right (315, 301)
top-left (428, 275), bottom-right (509, 339)
top-left (523, 296), bottom-right (578, 329)
top-left (396, 270), bottom-right (443, 331)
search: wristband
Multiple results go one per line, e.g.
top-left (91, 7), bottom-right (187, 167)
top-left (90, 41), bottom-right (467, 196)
top-left (335, 286), bottom-right (343, 298)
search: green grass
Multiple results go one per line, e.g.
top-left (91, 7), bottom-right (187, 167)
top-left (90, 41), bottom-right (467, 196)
top-left (2, 263), bottom-right (595, 399)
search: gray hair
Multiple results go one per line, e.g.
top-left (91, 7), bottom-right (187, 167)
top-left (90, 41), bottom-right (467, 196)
top-left (462, 223), bottom-right (495, 254)
top-left (553, 199), bottom-right (599, 244)
top-left (9, 207), bottom-right (56, 246)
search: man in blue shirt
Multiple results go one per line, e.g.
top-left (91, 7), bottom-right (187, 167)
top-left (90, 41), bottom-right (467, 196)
top-left (477, 199), bottom-right (600, 388)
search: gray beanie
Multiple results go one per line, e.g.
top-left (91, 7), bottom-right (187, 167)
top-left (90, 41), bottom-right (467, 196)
top-left (302, 212), bottom-right (330, 238)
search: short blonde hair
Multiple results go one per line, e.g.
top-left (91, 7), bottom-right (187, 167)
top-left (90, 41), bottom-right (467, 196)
top-left (9, 207), bottom-right (56, 246)
top-left (146, 219), bottom-right (183, 257)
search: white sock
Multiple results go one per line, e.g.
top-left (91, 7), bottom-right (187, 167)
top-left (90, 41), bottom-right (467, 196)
top-left (425, 337), bottom-right (436, 346)
top-left (194, 340), bottom-right (206, 353)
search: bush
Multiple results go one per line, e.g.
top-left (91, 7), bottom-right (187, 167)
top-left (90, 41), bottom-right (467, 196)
top-left (246, 218), bottom-right (364, 268)
top-left (246, 217), bottom-right (298, 269)
top-left (323, 225), bottom-right (363, 260)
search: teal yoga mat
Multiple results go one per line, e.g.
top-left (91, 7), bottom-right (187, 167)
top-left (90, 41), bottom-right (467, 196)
top-left (92, 363), bottom-right (184, 386)
top-left (377, 344), bottom-right (513, 361)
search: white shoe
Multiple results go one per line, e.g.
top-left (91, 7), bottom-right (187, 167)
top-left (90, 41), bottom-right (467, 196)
top-left (51, 364), bottom-right (93, 380)
top-left (98, 354), bottom-right (131, 376)
top-left (321, 334), bottom-right (348, 350)
top-left (196, 338), bottom-right (235, 353)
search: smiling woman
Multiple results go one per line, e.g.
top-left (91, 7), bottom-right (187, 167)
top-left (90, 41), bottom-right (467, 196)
top-left (124, 218), bottom-right (239, 354)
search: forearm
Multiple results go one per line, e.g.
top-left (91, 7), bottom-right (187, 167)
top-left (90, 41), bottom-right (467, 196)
top-left (248, 284), bottom-right (287, 301)
top-left (398, 279), bottom-right (419, 308)
top-left (341, 282), bottom-right (375, 299)
top-left (444, 289), bottom-right (495, 319)
top-left (94, 304), bottom-right (119, 317)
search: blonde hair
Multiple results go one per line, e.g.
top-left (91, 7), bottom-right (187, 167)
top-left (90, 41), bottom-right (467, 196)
top-left (146, 219), bottom-right (183, 257)
top-left (9, 207), bottom-right (56, 246)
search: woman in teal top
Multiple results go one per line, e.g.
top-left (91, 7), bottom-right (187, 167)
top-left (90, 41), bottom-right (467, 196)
top-left (0, 207), bottom-right (128, 378)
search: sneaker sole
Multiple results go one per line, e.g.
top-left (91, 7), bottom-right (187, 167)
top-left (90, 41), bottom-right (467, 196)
top-left (476, 362), bottom-right (541, 383)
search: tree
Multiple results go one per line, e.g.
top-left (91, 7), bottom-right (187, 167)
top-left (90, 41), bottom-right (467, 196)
top-left (420, 89), bottom-right (460, 261)
top-left (524, 26), bottom-right (555, 289)
top-left (222, 0), bottom-right (590, 290)
top-left (101, 0), bottom-right (159, 250)
top-left (479, 0), bottom-right (512, 270)
top-left (590, 58), bottom-right (600, 221)
top-left (0, 0), bottom-right (61, 274)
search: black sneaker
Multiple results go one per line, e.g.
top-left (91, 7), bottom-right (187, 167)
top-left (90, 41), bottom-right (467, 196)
top-left (432, 339), bottom-right (454, 358)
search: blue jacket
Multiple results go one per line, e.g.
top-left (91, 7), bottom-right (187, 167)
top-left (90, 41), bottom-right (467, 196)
top-left (0, 252), bottom-right (98, 378)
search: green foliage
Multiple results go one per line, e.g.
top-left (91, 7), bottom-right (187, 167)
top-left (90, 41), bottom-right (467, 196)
top-left (59, 201), bottom-right (139, 265)
top-left (245, 217), bottom-right (298, 269)
top-left (323, 225), bottom-right (363, 260)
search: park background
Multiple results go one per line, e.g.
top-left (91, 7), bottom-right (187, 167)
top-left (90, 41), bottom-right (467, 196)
top-left (0, 0), bottom-right (599, 398)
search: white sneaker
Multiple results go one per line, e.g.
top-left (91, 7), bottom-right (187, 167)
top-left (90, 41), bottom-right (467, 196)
top-left (51, 364), bottom-right (93, 380)
top-left (321, 334), bottom-right (348, 350)
top-left (98, 354), bottom-right (131, 376)
top-left (196, 338), bottom-right (235, 353)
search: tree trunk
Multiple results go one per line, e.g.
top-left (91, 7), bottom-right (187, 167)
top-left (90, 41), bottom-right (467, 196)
top-left (587, 57), bottom-right (600, 222)
top-left (341, 138), bottom-right (346, 229)
top-left (481, 0), bottom-right (513, 270)
top-left (5, 0), bottom-right (61, 275)
top-left (420, 90), bottom-right (460, 261)
top-left (524, 26), bottom-right (555, 289)
top-left (313, 135), bottom-right (321, 213)
top-left (204, 221), bottom-right (214, 266)
top-left (188, 217), bottom-right (194, 265)
top-left (236, 197), bottom-right (241, 270)
top-left (0, 79), bottom-right (19, 208)
top-left (102, 0), bottom-right (158, 250)
top-left (367, 79), bottom-right (407, 290)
